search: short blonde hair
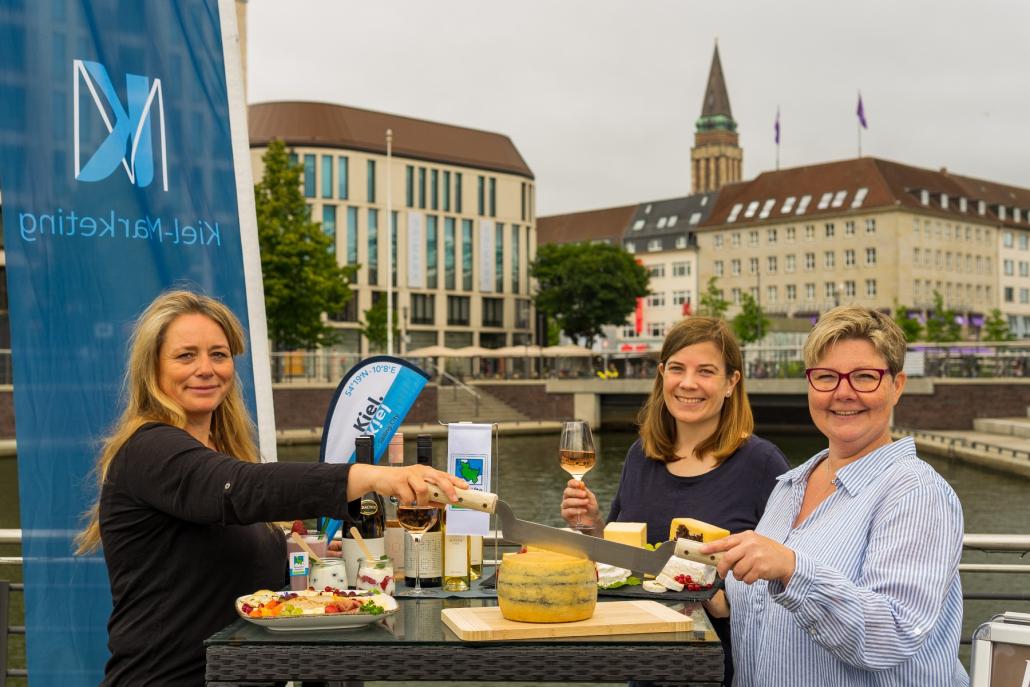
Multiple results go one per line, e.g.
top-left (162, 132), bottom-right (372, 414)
top-left (638, 317), bottom-right (753, 463)
top-left (76, 290), bottom-right (259, 553)
top-left (803, 306), bottom-right (907, 375)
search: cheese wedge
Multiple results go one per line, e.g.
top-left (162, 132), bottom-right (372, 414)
top-left (603, 522), bottom-right (647, 548)
top-left (660, 556), bottom-right (718, 586)
top-left (497, 551), bottom-right (597, 623)
top-left (669, 518), bottom-right (729, 543)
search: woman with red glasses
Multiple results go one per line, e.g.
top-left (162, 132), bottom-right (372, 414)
top-left (703, 306), bottom-right (967, 686)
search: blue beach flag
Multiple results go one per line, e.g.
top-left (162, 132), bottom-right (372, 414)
top-left (319, 356), bottom-right (431, 542)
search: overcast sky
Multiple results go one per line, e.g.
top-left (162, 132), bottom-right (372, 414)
top-left (247, 0), bottom-right (1030, 217)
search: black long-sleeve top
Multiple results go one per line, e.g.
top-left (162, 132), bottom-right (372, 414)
top-left (98, 422), bottom-right (354, 686)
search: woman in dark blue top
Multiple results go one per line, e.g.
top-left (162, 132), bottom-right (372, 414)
top-left (561, 316), bottom-right (789, 686)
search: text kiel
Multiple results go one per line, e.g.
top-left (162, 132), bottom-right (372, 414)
top-left (352, 395), bottom-right (393, 434)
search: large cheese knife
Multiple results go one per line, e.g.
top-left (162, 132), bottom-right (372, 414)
top-left (426, 485), bottom-right (722, 575)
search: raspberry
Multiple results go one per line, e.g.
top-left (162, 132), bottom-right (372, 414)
top-left (290, 520), bottom-right (308, 535)
top-left (241, 603), bottom-right (253, 614)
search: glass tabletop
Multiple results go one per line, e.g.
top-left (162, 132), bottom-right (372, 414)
top-left (207, 596), bottom-right (718, 646)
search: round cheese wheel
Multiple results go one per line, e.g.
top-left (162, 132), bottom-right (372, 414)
top-left (496, 551), bottom-right (597, 623)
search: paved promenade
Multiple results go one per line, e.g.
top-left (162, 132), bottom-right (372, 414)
top-left (896, 417), bottom-right (1030, 479)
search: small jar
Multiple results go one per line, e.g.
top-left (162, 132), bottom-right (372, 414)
top-left (309, 558), bottom-right (348, 592)
top-left (356, 555), bottom-right (395, 595)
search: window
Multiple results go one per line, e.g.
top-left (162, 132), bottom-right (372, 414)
top-left (647, 239), bottom-right (662, 251)
top-left (1004, 287), bottom-right (1015, 303)
top-left (621, 325), bottom-right (638, 339)
top-left (672, 290), bottom-right (691, 305)
top-left (646, 293), bottom-right (666, 308)
top-left (744, 201), bottom-right (760, 218)
top-left (714, 234), bottom-right (724, 249)
top-left (405, 165), bottom-right (413, 207)
top-left (462, 220), bottom-right (473, 291)
top-left (731, 288), bottom-right (741, 304)
top-left (824, 251), bottom-right (835, 268)
top-left (443, 171), bottom-right (451, 212)
top-left (805, 283), bottom-right (816, 300)
top-left (786, 284), bottom-right (797, 301)
top-left (825, 223), bottom-right (835, 238)
top-left (512, 225), bottom-right (521, 293)
top-left (825, 282), bottom-right (837, 299)
top-left (675, 236), bottom-right (688, 249)
top-left (866, 279), bottom-right (877, 297)
top-left (320, 155), bottom-right (333, 198)
top-left (731, 232), bottom-right (741, 247)
top-left (444, 219), bottom-right (456, 289)
top-left (495, 223), bottom-right (504, 292)
top-left (749, 231), bottom-right (759, 246)
top-left (866, 247), bottom-right (877, 265)
top-left (672, 261), bottom-right (691, 277)
top-left (844, 280), bottom-right (856, 297)
top-left (786, 226), bottom-right (796, 241)
top-left (731, 259), bottom-right (741, 276)
top-left (786, 254), bottom-right (796, 272)
top-left (796, 195), bottom-right (812, 214)
top-left (767, 256), bottom-right (777, 273)
top-left (430, 169), bottom-right (439, 210)
top-left (844, 249), bottom-right (855, 267)
top-left (749, 257), bottom-right (759, 274)
top-left (727, 203), bottom-right (743, 222)
top-left (670, 215), bottom-right (680, 227)
top-left (767, 286), bottom-right (777, 303)
top-left (632, 219), bottom-right (645, 231)
top-left (411, 293), bottom-right (435, 324)
top-left (767, 228), bottom-right (778, 244)
top-left (1022, 289), bottom-right (1030, 305)
top-left (781, 196), bottom-right (796, 213)
top-left (346, 207), bottom-right (358, 266)
top-left (416, 167), bottom-right (426, 209)
top-left (477, 176), bottom-right (485, 215)
top-left (428, 217), bottom-right (440, 288)
top-left (455, 172), bottom-right (463, 213)
top-left (657, 217), bottom-right (667, 229)
top-left (844, 221), bottom-right (855, 236)
top-left (322, 205), bottom-right (336, 254)
top-left (714, 260), bottom-right (724, 276)
top-left (759, 199), bottom-right (775, 219)
top-left (516, 299), bottom-right (531, 329)
top-left (367, 208), bottom-right (378, 285)
top-left (805, 252), bottom-right (815, 270)
top-left (831, 190), bottom-right (847, 208)
top-left (1021, 261), bottom-right (1029, 278)
top-left (447, 295), bottom-right (470, 325)
top-left (482, 297), bottom-right (504, 327)
top-left (1021, 234), bottom-right (1029, 250)
top-left (303, 154), bottom-right (316, 197)
top-left (851, 188), bottom-right (869, 208)
top-left (648, 322), bottom-right (664, 338)
top-left (626, 242), bottom-right (637, 254)
top-left (817, 192), bottom-right (833, 210)
top-left (805, 224), bottom-right (815, 240)
top-left (914, 247), bottom-right (922, 264)
top-left (366, 160), bottom-right (376, 203)
top-left (649, 264), bottom-right (666, 278)
top-left (489, 177), bottom-right (497, 217)
top-left (337, 156), bottom-right (349, 200)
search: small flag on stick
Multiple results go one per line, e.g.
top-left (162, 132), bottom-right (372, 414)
top-left (774, 107), bottom-right (781, 144)
top-left (856, 93), bottom-right (868, 129)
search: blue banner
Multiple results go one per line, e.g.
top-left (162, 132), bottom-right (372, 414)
top-left (319, 355), bottom-right (430, 543)
top-left (0, 2), bottom-right (262, 683)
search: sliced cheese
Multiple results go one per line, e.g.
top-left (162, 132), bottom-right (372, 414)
top-left (655, 573), bottom-right (685, 592)
top-left (642, 580), bottom-right (666, 593)
top-left (604, 522), bottom-right (647, 548)
top-left (660, 556), bottom-right (717, 586)
top-left (595, 562), bottom-right (632, 588)
top-left (669, 518), bottom-right (730, 543)
top-left (497, 551), bottom-right (597, 623)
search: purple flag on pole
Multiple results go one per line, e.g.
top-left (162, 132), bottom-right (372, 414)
top-left (774, 107), bottom-right (780, 144)
top-left (857, 93), bottom-right (868, 129)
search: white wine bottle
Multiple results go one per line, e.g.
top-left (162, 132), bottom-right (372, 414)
top-left (442, 511), bottom-right (470, 592)
top-left (384, 432), bottom-right (405, 577)
top-left (468, 534), bottom-right (483, 580)
top-left (403, 434), bottom-right (441, 587)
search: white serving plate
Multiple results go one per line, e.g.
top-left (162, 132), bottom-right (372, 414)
top-left (236, 590), bottom-right (397, 632)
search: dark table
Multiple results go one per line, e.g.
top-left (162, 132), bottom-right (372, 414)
top-left (205, 596), bottom-right (723, 684)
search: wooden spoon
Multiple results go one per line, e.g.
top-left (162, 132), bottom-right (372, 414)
top-left (349, 527), bottom-right (375, 560)
top-left (290, 532), bottom-right (322, 564)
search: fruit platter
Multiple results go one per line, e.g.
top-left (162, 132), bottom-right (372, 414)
top-left (236, 587), bottom-right (398, 632)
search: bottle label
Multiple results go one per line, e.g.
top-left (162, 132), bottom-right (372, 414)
top-left (289, 551), bottom-right (309, 577)
top-left (385, 524), bottom-right (405, 576)
top-left (360, 498), bottom-right (379, 517)
top-left (405, 531), bottom-right (442, 578)
top-left (443, 535), bottom-right (469, 578)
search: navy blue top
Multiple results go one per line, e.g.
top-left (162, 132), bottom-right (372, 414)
top-left (608, 435), bottom-right (790, 544)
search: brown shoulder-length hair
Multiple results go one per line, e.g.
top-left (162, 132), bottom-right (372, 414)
top-left (638, 316), bottom-right (753, 463)
top-left (75, 290), bottom-right (259, 554)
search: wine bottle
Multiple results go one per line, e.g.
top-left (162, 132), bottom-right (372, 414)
top-left (384, 432), bottom-right (405, 577)
top-left (404, 434), bottom-right (441, 587)
top-left (469, 534), bottom-right (484, 580)
top-left (442, 511), bottom-right (470, 592)
top-left (342, 435), bottom-right (386, 586)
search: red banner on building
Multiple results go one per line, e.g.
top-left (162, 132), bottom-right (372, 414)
top-left (635, 297), bottom-right (644, 334)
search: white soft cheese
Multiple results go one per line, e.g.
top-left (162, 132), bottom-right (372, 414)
top-left (595, 562), bottom-right (632, 588)
top-left (659, 556), bottom-right (717, 585)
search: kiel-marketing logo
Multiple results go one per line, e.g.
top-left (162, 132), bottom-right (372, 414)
top-left (73, 59), bottom-right (168, 191)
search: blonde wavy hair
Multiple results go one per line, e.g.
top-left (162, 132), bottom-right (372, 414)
top-left (75, 290), bottom-right (259, 554)
top-left (638, 316), bottom-right (753, 463)
top-left (803, 306), bottom-right (908, 375)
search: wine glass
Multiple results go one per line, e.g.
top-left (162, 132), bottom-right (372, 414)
top-left (396, 504), bottom-right (439, 595)
top-left (559, 420), bottom-right (597, 532)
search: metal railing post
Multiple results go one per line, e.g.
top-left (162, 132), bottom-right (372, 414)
top-left (1, 579), bottom-right (8, 687)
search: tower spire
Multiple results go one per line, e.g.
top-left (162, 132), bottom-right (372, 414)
top-left (691, 41), bottom-right (742, 194)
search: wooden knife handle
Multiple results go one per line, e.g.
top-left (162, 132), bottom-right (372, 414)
top-left (425, 484), bottom-right (498, 513)
top-left (674, 538), bottom-right (723, 566)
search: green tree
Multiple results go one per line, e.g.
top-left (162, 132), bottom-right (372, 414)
top-left (731, 292), bottom-right (770, 344)
top-left (983, 308), bottom-right (1014, 342)
top-left (531, 242), bottom-right (649, 347)
top-left (698, 276), bottom-right (729, 319)
top-left (255, 139), bottom-right (357, 350)
top-left (361, 296), bottom-right (400, 352)
top-left (925, 291), bottom-right (962, 342)
top-left (892, 304), bottom-right (923, 343)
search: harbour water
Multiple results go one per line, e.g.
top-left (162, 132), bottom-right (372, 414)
top-left (2, 429), bottom-right (1029, 675)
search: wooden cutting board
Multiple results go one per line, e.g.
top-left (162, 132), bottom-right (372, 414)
top-left (441, 600), bottom-right (692, 641)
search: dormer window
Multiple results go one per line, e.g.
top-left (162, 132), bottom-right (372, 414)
top-left (978, 200), bottom-right (986, 215)
top-left (920, 190), bottom-right (930, 205)
top-left (999, 205), bottom-right (1007, 221)
top-left (941, 193), bottom-right (949, 210)
top-left (959, 197), bottom-right (968, 212)
top-left (1016, 208), bottom-right (1023, 223)
top-left (727, 203), bottom-right (743, 222)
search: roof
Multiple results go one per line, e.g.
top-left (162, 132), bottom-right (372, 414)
top-left (626, 192), bottom-right (718, 237)
top-left (248, 101), bottom-right (534, 179)
top-left (699, 156), bottom-right (1030, 230)
top-left (536, 204), bottom-right (638, 245)
top-left (697, 44), bottom-right (735, 130)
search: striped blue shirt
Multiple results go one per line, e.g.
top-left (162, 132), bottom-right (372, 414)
top-left (726, 437), bottom-right (968, 686)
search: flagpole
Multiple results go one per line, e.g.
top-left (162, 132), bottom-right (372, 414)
top-left (386, 128), bottom-right (393, 356)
